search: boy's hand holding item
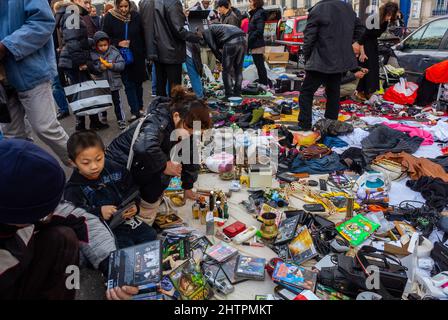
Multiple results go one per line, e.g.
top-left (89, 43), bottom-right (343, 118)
top-left (79, 64), bottom-right (88, 71)
top-left (164, 161), bottom-right (182, 177)
top-left (101, 205), bottom-right (117, 220)
top-left (100, 57), bottom-right (113, 69)
top-left (106, 286), bottom-right (138, 300)
top-left (119, 40), bottom-right (130, 48)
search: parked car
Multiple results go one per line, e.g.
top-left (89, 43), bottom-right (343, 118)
top-left (277, 16), bottom-right (307, 66)
top-left (263, 5), bottom-right (283, 45)
top-left (393, 15), bottom-right (448, 82)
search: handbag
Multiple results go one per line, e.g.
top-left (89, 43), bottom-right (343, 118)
top-left (64, 73), bottom-right (112, 116)
top-left (431, 242), bottom-right (448, 272)
top-left (371, 158), bottom-right (408, 181)
top-left (119, 22), bottom-right (134, 65)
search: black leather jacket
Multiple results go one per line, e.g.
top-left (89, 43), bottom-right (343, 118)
top-left (106, 97), bottom-right (199, 190)
top-left (303, 0), bottom-right (365, 74)
top-left (203, 24), bottom-right (245, 62)
top-left (56, 3), bottom-right (92, 70)
top-left (139, 0), bottom-right (202, 64)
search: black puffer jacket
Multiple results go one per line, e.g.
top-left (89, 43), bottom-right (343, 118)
top-left (302, 0), bottom-right (365, 74)
top-left (139, 0), bottom-right (202, 64)
top-left (203, 24), bottom-right (246, 62)
top-left (248, 7), bottom-right (266, 50)
top-left (106, 97), bottom-right (199, 190)
top-left (56, 3), bottom-right (92, 70)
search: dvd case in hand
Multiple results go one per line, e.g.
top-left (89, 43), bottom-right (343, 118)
top-left (107, 240), bottom-right (162, 290)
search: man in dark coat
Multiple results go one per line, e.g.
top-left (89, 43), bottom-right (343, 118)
top-left (292, 0), bottom-right (365, 131)
top-left (139, 0), bottom-right (202, 97)
top-left (217, 0), bottom-right (241, 28)
top-left (202, 24), bottom-right (247, 97)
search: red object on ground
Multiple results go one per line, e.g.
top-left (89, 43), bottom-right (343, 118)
top-left (426, 60), bottom-right (448, 84)
top-left (223, 221), bottom-right (246, 238)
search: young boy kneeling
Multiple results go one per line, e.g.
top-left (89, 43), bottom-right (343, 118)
top-left (64, 131), bottom-right (156, 249)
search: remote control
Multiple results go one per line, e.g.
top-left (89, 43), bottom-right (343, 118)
top-left (319, 179), bottom-right (327, 191)
top-left (303, 203), bottom-right (326, 212)
top-left (232, 226), bottom-right (258, 244)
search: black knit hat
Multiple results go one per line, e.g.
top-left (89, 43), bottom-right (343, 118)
top-left (0, 139), bottom-right (66, 224)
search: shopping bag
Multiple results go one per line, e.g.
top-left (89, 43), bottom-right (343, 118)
top-left (64, 79), bottom-right (112, 116)
top-left (383, 77), bottom-right (418, 105)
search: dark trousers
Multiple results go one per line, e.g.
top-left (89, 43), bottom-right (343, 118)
top-left (111, 90), bottom-right (124, 122)
top-left (113, 220), bottom-right (157, 249)
top-left (122, 72), bottom-right (143, 117)
top-left (12, 226), bottom-right (79, 300)
top-left (222, 37), bottom-right (247, 97)
top-left (252, 53), bottom-right (268, 86)
top-left (133, 170), bottom-right (171, 204)
top-left (62, 69), bottom-right (101, 128)
top-left (155, 62), bottom-right (182, 97)
top-left (298, 70), bottom-right (342, 129)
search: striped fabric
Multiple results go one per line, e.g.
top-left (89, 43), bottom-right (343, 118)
top-left (64, 80), bottom-right (112, 116)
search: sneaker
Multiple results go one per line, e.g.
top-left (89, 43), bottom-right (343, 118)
top-left (128, 114), bottom-right (138, 123)
top-left (57, 111), bottom-right (70, 120)
top-left (90, 121), bottom-right (109, 131)
top-left (118, 120), bottom-right (127, 130)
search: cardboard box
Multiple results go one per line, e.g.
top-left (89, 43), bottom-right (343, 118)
top-left (265, 46), bottom-right (285, 54)
top-left (265, 52), bottom-right (290, 64)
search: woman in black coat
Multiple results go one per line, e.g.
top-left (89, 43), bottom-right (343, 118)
top-left (356, 2), bottom-right (398, 100)
top-left (103, 0), bottom-right (147, 121)
top-left (247, 0), bottom-right (268, 86)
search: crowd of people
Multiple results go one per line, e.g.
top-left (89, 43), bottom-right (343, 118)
top-left (0, 0), bottom-right (406, 300)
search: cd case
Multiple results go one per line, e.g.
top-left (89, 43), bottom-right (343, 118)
top-left (107, 240), bottom-right (162, 290)
top-left (234, 255), bottom-right (266, 281)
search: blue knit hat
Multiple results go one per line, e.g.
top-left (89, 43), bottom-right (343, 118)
top-left (0, 139), bottom-right (66, 224)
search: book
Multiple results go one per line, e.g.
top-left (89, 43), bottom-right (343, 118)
top-left (107, 240), bottom-right (162, 290)
top-left (154, 213), bottom-right (184, 229)
top-left (336, 214), bottom-right (380, 246)
top-left (234, 255), bottom-right (266, 281)
top-left (288, 226), bottom-right (318, 265)
top-left (169, 259), bottom-right (213, 300)
top-left (272, 261), bottom-right (317, 292)
top-left (205, 242), bottom-right (238, 263)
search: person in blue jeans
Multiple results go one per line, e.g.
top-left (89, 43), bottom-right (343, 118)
top-left (184, 42), bottom-right (204, 98)
top-left (52, 74), bottom-right (70, 120)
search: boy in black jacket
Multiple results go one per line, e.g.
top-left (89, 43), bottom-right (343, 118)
top-left (64, 130), bottom-right (157, 249)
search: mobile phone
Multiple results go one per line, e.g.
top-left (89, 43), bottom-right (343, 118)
top-left (303, 203), bottom-right (326, 212)
top-left (319, 179), bottom-right (328, 191)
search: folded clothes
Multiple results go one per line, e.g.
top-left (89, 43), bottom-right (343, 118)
top-left (290, 152), bottom-right (347, 174)
top-left (314, 119), bottom-right (354, 137)
top-left (375, 151), bottom-right (448, 182)
top-left (361, 125), bottom-right (423, 163)
top-left (323, 136), bottom-right (349, 148)
top-left (406, 177), bottom-right (448, 212)
top-left (383, 122), bottom-right (434, 146)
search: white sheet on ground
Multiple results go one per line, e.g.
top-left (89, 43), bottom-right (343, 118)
top-left (389, 178), bottom-right (425, 206)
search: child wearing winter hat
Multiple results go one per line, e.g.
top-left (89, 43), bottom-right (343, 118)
top-left (91, 31), bottom-right (127, 130)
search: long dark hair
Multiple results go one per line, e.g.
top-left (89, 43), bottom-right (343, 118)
top-left (169, 86), bottom-right (211, 130)
top-left (380, 1), bottom-right (399, 24)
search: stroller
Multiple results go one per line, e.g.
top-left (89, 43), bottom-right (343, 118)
top-left (378, 41), bottom-right (403, 88)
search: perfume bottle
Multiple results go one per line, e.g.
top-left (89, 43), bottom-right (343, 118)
top-left (192, 202), bottom-right (200, 220)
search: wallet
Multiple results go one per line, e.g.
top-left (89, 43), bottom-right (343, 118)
top-left (223, 221), bottom-right (246, 238)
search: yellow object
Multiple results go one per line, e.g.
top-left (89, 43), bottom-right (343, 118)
top-left (240, 175), bottom-right (250, 187)
top-left (99, 57), bottom-right (112, 69)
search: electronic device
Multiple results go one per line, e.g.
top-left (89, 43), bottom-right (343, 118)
top-left (204, 270), bottom-right (234, 295)
top-left (277, 173), bottom-right (299, 183)
top-left (303, 203), bottom-right (326, 212)
top-left (319, 179), bottom-right (328, 191)
top-left (307, 180), bottom-right (318, 187)
top-left (232, 226), bottom-right (258, 244)
top-left (274, 286), bottom-right (299, 300)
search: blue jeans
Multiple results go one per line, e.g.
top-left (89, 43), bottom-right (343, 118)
top-left (185, 56), bottom-right (204, 98)
top-left (151, 65), bottom-right (157, 95)
top-left (52, 75), bottom-right (69, 114)
top-left (122, 72), bottom-right (143, 117)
